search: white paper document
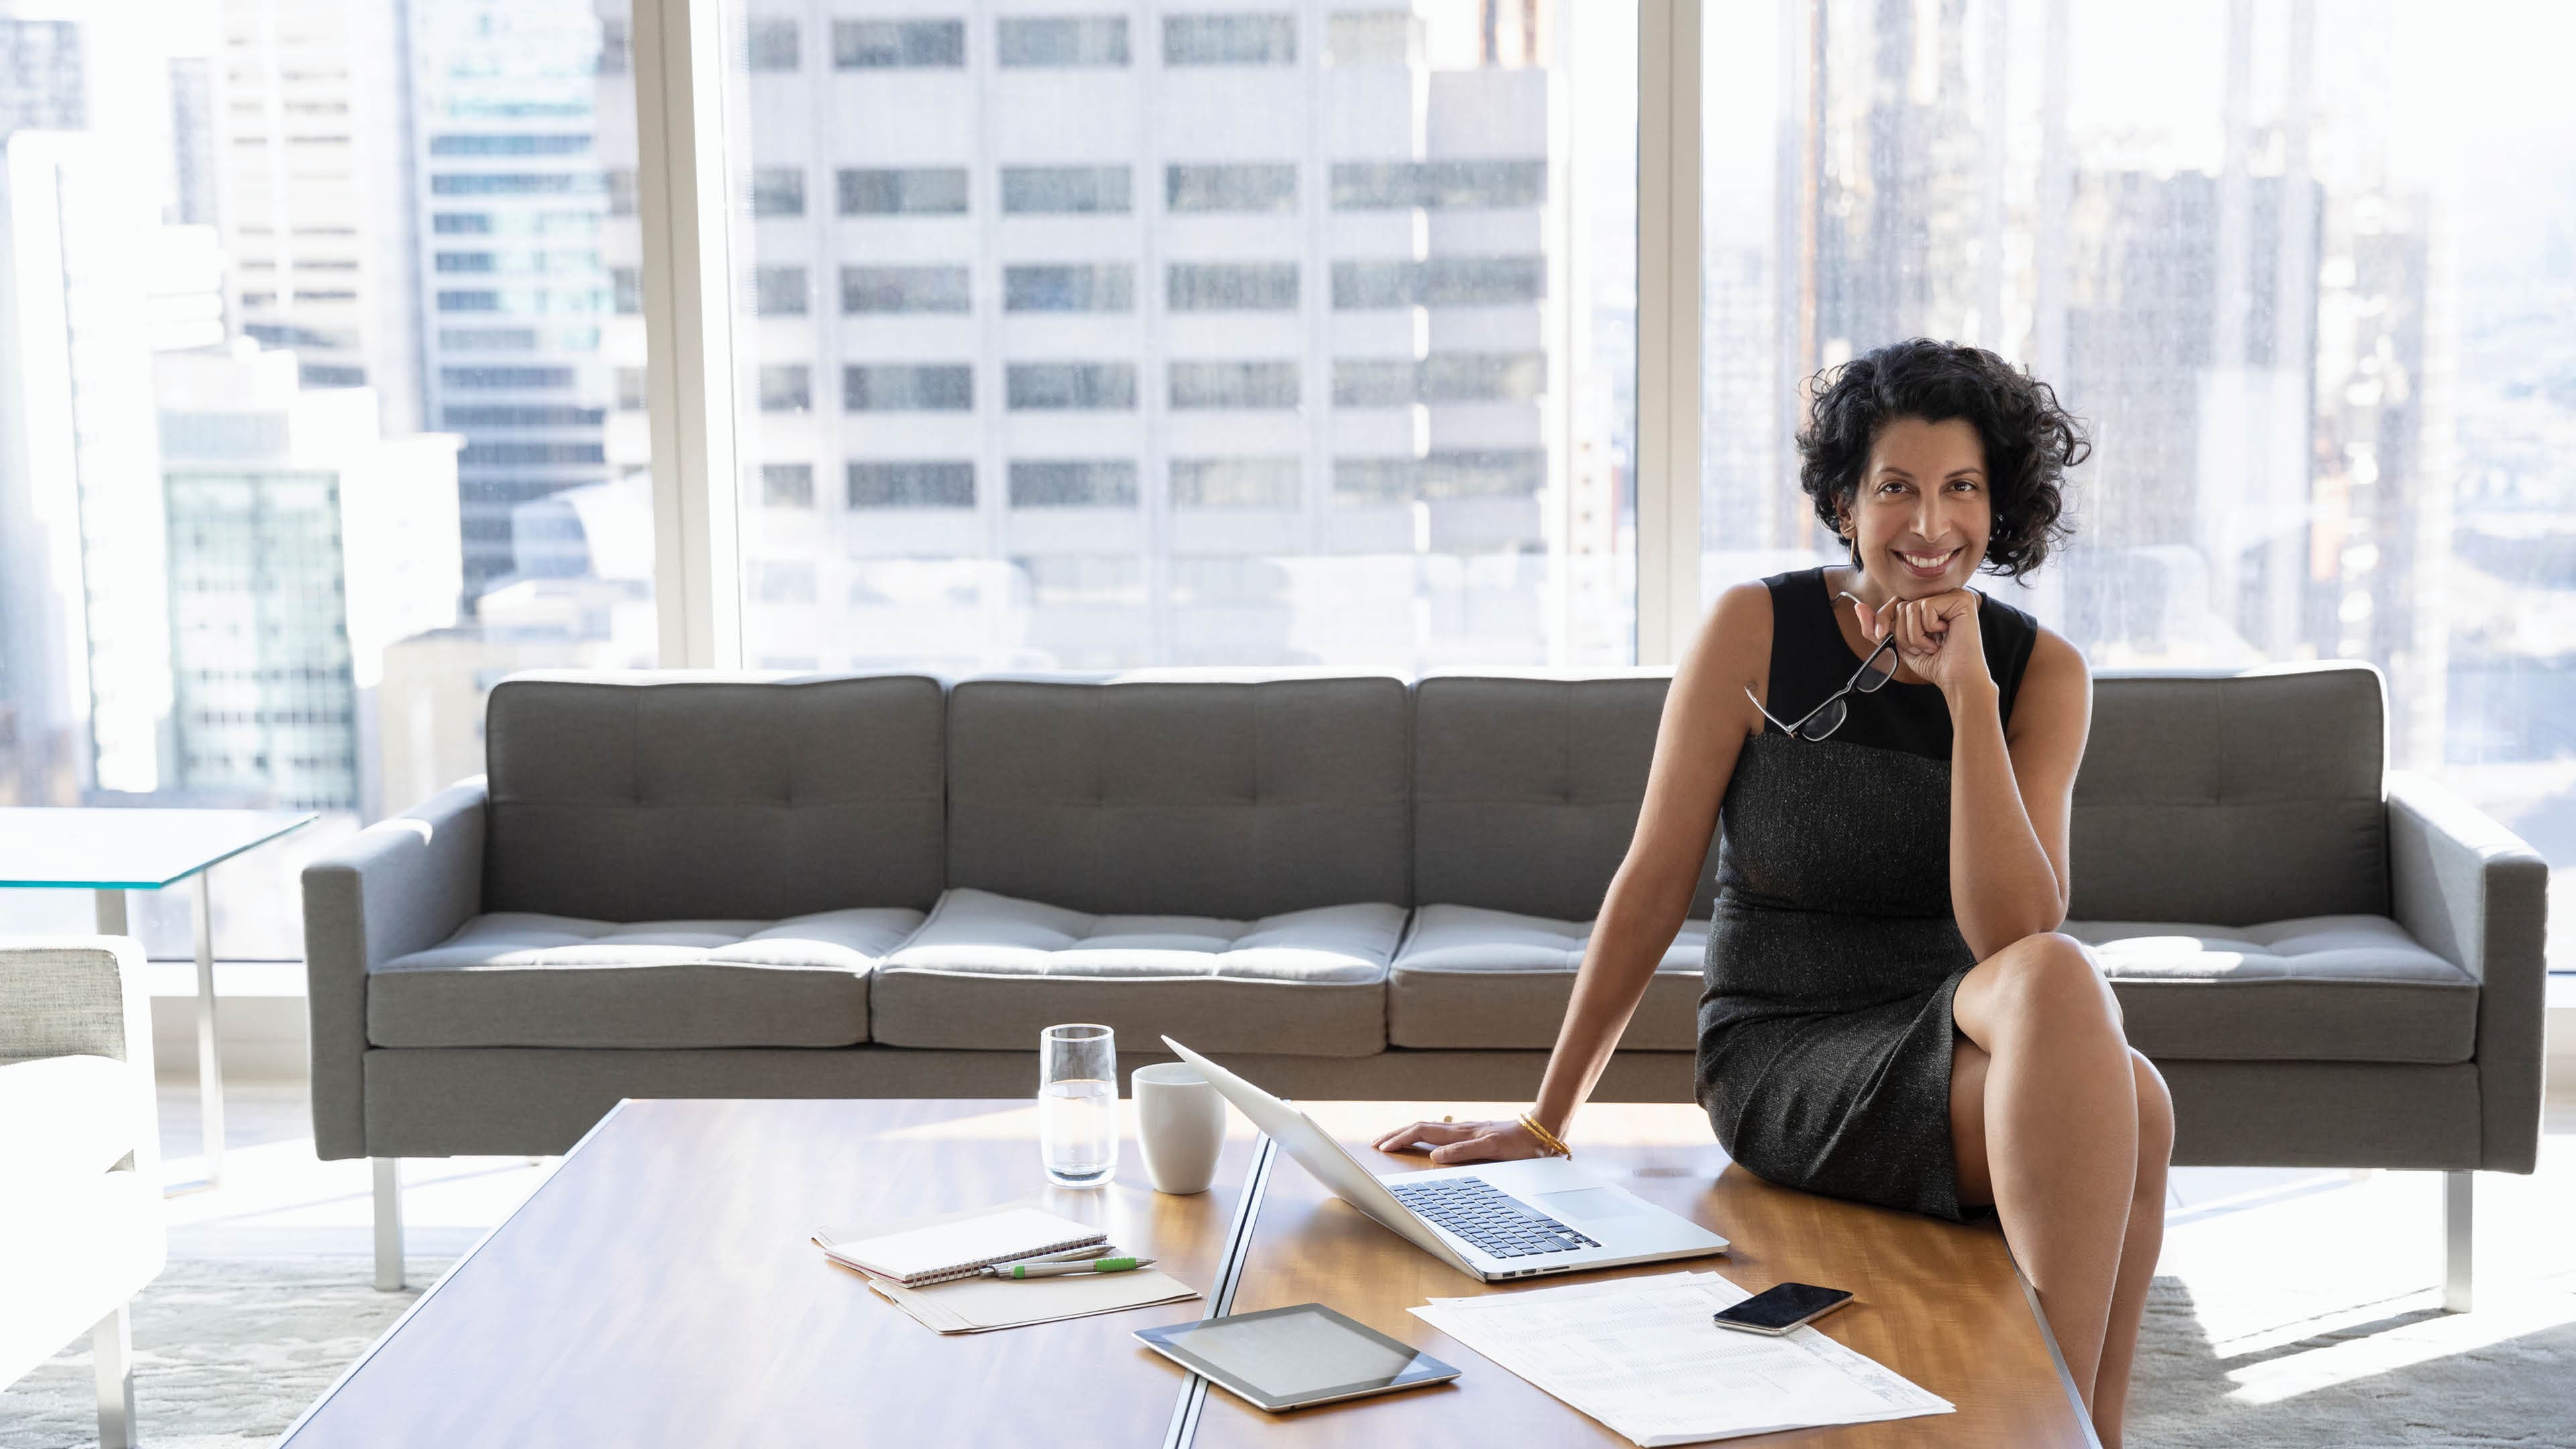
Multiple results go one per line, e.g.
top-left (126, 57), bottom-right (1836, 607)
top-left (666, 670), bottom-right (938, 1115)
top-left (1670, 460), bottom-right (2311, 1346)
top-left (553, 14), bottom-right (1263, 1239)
top-left (1409, 1272), bottom-right (1952, 1446)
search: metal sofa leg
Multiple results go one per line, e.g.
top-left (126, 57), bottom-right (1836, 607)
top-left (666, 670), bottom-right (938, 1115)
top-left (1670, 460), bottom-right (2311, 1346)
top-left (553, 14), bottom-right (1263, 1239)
top-left (374, 1157), bottom-right (406, 1292)
top-left (2443, 1170), bottom-right (2474, 1313)
top-left (92, 1303), bottom-right (135, 1449)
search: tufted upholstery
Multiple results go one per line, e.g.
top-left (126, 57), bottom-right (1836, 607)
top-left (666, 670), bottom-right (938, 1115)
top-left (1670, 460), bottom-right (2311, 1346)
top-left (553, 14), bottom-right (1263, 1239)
top-left (1387, 905), bottom-right (1710, 1050)
top-left (2070, 916), bottom-right (2479, 1063)
top-left (1412, 673), bottom-right (1724, 924)
top-left (368, 908), bottom-right (924, 1048)
top-left (869, 887), bottom-right (1402, 1055)
top-left (2071, 667), bottom-right (2389, 925)
top-left (944, 673), bottom-right (1411, 920)
top-left (483, 673), bottom-right (946, 921)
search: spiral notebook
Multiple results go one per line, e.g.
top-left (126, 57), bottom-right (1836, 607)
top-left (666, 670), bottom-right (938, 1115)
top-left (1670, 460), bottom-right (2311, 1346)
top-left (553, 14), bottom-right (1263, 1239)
top-left (813, 1205), bottom-right (1106, 1287)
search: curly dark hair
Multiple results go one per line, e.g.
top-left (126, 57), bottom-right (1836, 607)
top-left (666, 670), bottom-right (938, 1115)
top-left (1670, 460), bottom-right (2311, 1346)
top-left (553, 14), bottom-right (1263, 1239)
top-left (1794, 338), bottom-right (2088, 579)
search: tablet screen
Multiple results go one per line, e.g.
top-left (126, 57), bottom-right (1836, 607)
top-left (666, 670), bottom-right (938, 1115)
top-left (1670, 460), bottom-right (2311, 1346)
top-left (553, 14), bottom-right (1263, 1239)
top-left (1137, 1303), bottom-right (1459, 1411)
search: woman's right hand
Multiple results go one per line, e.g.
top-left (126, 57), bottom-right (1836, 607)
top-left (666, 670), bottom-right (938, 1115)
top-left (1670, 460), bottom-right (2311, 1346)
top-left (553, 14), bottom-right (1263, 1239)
top-left (1370, 1116), bottom-right (1553, 1165)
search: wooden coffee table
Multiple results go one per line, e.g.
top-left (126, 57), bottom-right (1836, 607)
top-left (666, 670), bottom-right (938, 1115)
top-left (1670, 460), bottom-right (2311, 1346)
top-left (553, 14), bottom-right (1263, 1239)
top-left (276, 1097), bottom-right (2093, 1447)
top-left (1180, 1102), bottom-right (2098, 1448)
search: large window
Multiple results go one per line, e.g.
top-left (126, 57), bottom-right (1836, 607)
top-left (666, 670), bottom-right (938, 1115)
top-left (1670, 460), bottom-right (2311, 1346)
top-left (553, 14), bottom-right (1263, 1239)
top-left (0, 0), bottom-right (649, 955)
top-left (4, 3), bottom-right (2569, 975)
top-left (727, 1), bottom-right (1637, 672)
top-left (1699, 0), bottom-right (2576, 966)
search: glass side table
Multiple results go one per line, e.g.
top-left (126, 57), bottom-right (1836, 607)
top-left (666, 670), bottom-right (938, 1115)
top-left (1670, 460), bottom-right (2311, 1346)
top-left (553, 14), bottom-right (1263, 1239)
top-left (0, 807), bottom-right (316, 1192)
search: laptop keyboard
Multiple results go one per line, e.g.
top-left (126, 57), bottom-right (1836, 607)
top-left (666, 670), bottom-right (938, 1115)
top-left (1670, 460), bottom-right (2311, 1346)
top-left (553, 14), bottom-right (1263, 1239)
top-left (1387, 1175), bottom-right (1603, 1258)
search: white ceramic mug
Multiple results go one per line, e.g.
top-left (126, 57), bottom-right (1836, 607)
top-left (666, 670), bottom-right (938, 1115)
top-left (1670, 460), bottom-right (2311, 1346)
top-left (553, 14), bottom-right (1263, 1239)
top-left (1132, 1063), bottom-right (1226, 1195)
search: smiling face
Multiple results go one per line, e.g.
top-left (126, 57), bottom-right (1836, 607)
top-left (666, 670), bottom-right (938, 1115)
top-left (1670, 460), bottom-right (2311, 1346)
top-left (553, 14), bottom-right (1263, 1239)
top-left (1837, 415), bottom-right (1992, 598)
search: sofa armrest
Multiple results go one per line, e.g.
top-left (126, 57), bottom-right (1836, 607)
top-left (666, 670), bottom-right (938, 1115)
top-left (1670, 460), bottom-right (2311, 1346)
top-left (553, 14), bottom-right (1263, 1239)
top-left (0, 936), bottom-right (159, 1182)
top-left (2387, 770), bottom-right (2551, 1173)
top-left (302, 777), bottom-right (488, 1160)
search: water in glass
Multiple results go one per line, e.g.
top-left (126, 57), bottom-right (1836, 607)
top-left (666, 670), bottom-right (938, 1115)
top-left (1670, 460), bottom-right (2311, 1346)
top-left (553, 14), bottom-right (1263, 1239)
top-left (1039, 1077), bottom-right (1119, 1187)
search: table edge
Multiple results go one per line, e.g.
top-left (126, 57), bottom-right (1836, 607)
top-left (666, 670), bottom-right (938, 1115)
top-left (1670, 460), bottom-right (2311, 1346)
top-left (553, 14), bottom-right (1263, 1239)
top-left (272, 1099), bottom-right (627, 1446)
top-left (0, 811), bottom-right (319, 890)
top-left (2017, 1257), bottom-right (2104, 1449)
top-left (1163, 1133), bottom-right (1279, 1449)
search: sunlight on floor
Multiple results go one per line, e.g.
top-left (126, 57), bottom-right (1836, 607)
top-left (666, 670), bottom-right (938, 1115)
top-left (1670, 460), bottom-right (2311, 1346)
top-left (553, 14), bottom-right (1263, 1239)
top-left (2150, 1101), bottom-right (2576, 1408)
top-left (2222, 1289), bottom-right (2576, 1405)
top-left (158, 1081), bottom-right (559, 1260)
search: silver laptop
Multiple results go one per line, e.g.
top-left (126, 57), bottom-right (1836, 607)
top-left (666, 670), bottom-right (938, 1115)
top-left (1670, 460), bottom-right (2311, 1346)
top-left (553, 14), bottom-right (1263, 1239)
top-left (1161, 1036), bottom-right (1728, 1283)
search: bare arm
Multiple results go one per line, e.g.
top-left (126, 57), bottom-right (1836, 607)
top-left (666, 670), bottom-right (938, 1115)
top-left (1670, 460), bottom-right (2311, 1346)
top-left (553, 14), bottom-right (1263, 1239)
top-left (1374, 583), bottom-right (1772, 1161)
top-left (1947, 627), bottom-right (2090, 958)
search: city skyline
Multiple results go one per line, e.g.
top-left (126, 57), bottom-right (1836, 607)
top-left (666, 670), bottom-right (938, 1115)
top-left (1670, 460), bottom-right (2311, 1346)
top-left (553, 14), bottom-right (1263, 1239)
top-left (0, 0), bottom-right (2570, 964)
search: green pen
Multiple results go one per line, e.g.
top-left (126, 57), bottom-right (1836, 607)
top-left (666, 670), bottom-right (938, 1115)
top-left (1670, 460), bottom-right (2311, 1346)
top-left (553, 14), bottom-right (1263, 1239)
top-left (985, 1256), bottom-right (1156, 1279)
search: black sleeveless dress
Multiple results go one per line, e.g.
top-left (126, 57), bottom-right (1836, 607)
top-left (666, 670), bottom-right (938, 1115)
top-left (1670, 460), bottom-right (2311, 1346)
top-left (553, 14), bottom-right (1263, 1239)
top-left (1695, 566), bottom-right (2039, 1222)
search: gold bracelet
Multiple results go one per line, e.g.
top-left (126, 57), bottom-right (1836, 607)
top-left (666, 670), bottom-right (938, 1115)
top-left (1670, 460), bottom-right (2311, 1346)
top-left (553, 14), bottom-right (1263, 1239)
top-left (1517, 1112), bottom-right (1572, 1158)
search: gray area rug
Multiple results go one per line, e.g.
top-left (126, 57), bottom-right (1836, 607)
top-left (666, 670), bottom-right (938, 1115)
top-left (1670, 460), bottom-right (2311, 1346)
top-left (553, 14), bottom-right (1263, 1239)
top-left (0, 1257), bottom-right (449, 1449)
top-left (2127, 1277), bottom-right (2576, 1448)
top-left (3, 1264), bottom-right (2571, 1446)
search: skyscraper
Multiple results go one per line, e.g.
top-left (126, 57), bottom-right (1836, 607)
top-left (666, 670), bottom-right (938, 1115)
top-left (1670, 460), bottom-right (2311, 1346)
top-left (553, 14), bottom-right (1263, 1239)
top-left (156, 343), bottom-right (462, 814)
top-left (0, 17), bottom-right (174, 801)
top-left (699, 2), bottom-right (1596, 672)
top-left (215, 0), bottom-right (426, 430)
top-left (408, 0), bottom-right (621, 596)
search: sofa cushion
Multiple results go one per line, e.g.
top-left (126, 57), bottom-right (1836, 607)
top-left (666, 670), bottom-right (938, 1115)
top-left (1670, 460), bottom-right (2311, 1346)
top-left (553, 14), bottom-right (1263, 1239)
top-left (368, 909), bottom-right (923, 1049)
top-left (2072, 916), bottom-right (2478, 1064)
top-left (1413, 674), bottom-right (1722, 922)
top-left (869, 887), bottom-right (1401, 1056)
top-left (484, 672), bottom-right (947, 921)
top-left (945, 673), bottom-right (1410, 920)
top-left (0, 1055), bottom-right (133, 1184)
top-left (1387, 905), bottom-right (1709, 1051)
top-left (2074, 667), bottom-right (2387, 925)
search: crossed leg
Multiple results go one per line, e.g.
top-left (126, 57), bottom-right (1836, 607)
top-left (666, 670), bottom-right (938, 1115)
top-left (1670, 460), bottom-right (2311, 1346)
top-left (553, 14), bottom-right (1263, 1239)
top-left (1949, 932), bottom-right (2174, 1449)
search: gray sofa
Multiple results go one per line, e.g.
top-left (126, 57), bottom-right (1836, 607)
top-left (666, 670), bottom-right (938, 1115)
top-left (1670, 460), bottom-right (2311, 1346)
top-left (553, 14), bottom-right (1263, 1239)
top-left (304, 665), bottom-right (2548, 1304)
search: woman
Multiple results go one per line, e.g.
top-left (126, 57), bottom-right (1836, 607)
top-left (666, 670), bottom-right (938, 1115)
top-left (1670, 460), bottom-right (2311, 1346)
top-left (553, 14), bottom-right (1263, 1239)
top-left (1375, 337), bottom-right (2171, 1448)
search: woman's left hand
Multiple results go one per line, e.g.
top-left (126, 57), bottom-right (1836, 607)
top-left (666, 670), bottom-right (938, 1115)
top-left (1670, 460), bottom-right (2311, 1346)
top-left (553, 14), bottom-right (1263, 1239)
top-left (1847, 588), bottom-right (1992, 701)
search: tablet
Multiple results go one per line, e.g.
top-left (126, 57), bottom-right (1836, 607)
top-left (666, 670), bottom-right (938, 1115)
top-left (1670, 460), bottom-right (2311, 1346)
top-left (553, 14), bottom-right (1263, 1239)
top-left (1135, 1303), bottom-right (1461, 1412)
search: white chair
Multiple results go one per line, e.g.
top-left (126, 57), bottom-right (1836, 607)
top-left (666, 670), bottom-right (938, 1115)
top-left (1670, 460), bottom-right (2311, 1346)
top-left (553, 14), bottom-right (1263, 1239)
top-left (1, 937), bottom-right (166, 1448)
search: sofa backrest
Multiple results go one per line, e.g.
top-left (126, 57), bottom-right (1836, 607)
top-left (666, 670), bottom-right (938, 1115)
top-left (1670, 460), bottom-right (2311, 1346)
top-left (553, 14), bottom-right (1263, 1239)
top-left (2071, 664), bottom-right (2387, 926)
top-left (945, 673), bottom-right (1411, 919)
top-left (474, 663), bottom-right (2389, 930)
top-left (482, 674), bottom-right (947, 920)
top-left (1413, 674), bottom-right (1723, 923)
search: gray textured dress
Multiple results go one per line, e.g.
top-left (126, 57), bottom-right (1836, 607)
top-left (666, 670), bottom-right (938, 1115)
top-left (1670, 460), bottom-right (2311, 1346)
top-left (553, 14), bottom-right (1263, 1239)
top-left (1695, 566), bottom-right (2039, 1222)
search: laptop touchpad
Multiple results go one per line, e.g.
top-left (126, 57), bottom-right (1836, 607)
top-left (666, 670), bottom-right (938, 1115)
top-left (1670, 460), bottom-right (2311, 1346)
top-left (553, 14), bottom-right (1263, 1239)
top-left (1533, 1187), bottom-right (1652, 1222)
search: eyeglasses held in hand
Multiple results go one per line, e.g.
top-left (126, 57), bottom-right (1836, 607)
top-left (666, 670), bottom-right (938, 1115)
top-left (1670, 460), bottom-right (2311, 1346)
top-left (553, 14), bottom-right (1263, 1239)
top-left (1745, 629), bottom-right (1900, 742)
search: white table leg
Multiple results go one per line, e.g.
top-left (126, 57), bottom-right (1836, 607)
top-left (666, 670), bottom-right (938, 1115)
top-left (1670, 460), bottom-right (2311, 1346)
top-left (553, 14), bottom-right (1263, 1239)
top-left (194, 873), bottom-right (225, 1187)
top-left (93, 888), bottom-right (127, 934)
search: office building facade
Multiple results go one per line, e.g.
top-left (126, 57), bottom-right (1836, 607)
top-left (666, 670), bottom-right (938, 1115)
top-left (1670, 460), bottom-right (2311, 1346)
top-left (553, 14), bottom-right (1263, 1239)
top-left (158, 345), bottom-right (462, 814)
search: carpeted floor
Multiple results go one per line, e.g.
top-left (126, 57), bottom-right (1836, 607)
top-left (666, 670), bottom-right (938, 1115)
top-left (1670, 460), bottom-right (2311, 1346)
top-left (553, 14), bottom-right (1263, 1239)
top-left (2127, 1277), bottom-right (2576, 1447)
top-left (4, 1258), bottom-right (2573, 1447)
top-left (0, 1256), bottom-right (450, 1449)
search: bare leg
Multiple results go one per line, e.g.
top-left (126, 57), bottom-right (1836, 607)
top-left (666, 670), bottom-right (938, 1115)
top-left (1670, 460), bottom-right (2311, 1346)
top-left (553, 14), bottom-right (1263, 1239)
top-left (1951, 1036), bottom-right (2167, 1447)
top-left (2089, 1051), bottom-right (2173, 1440)
top-left (1949, 932), bottom-right (2139, 1418)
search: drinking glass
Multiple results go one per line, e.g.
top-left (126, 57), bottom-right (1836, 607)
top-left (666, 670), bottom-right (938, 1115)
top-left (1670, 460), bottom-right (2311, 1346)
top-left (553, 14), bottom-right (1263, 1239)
top-left (1038, 1023), bottom-right (1119, 1187)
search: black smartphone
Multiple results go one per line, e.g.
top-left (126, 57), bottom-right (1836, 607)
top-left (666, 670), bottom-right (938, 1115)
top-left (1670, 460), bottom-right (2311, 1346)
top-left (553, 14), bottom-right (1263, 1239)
top-left (1711, 1281), bottom-right (1855, 1336)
